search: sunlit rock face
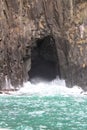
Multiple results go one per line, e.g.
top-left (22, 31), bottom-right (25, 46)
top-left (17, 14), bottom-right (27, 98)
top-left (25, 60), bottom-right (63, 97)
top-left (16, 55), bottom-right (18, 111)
top-left (0, 0), bottom-right (87, 89)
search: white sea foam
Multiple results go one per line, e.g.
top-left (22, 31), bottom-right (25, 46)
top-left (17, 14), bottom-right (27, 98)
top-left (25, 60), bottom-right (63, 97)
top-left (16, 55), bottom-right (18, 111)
top-left (12, 77), bottom-right (86, 96)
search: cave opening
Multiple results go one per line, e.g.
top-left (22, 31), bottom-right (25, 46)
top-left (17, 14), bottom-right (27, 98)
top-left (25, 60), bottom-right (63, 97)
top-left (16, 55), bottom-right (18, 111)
top-left (28, 36), bottom-right (60, 83)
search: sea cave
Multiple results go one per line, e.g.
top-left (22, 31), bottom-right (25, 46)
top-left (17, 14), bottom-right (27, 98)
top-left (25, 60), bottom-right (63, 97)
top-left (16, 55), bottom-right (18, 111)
top-left (28, 36), bottom-right (61, 82)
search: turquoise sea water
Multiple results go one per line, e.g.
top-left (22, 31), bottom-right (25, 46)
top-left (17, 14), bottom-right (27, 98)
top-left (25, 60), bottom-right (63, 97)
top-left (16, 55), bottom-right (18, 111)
top-left (0, 79), bottom-right (87, 130)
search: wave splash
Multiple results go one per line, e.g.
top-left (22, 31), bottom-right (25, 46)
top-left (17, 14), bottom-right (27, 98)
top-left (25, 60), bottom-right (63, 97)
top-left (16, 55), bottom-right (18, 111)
top-left (13, 77), bottom-right (86, 96)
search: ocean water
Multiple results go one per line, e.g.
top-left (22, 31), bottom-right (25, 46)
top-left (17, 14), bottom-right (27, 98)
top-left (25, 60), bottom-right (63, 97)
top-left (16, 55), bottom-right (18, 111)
top-left (0, 78), bottom-right (87, 130)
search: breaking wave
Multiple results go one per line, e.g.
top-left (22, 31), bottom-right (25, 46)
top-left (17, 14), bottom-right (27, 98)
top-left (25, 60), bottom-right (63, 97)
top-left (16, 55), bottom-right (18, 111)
top-left (10, 77), bottom-right (86, 96)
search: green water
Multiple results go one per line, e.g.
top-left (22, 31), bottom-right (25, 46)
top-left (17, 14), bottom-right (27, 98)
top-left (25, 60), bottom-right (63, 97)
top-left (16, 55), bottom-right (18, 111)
top-left (0, 94), bottom-right (87, 130)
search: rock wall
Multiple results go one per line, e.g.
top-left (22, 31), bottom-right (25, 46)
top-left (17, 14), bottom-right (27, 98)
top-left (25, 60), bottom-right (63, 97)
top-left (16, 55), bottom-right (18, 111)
top-left (0, 0), bottom-right (87, 90)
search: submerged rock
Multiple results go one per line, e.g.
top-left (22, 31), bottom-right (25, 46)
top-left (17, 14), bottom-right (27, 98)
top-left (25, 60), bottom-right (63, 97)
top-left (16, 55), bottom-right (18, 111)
top-left (0, 0), bottom-right (87, 90)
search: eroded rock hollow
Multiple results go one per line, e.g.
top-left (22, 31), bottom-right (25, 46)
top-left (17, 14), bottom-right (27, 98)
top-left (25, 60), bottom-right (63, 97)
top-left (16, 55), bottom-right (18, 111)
top-left (0, 0), bottom-right (87, 90)
top-left (29, 36), bottom-right (60, 82)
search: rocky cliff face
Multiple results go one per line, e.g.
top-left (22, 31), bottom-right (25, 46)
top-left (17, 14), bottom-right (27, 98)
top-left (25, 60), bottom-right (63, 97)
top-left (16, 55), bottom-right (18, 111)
top-left (0, 0), bottom-right (87, 90)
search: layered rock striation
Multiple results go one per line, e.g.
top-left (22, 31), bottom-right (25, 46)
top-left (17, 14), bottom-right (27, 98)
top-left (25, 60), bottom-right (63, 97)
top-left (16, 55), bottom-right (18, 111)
top-left (0, 0), bottom-right (87, 90)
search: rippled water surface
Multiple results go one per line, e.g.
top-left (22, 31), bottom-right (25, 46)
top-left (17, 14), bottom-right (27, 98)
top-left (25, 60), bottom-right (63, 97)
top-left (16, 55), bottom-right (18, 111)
top-left (0, 79), bottom-right (87, 130)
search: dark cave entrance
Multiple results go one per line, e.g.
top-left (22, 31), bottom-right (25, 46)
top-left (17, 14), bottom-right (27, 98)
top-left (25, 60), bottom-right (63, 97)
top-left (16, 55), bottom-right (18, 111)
top-left (28, 36), bottom-right (60, 82)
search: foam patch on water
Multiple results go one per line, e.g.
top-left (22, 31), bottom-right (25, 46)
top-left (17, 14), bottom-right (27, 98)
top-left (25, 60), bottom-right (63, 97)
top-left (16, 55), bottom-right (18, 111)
top-left (12, 77), bottom-right (86, 96)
